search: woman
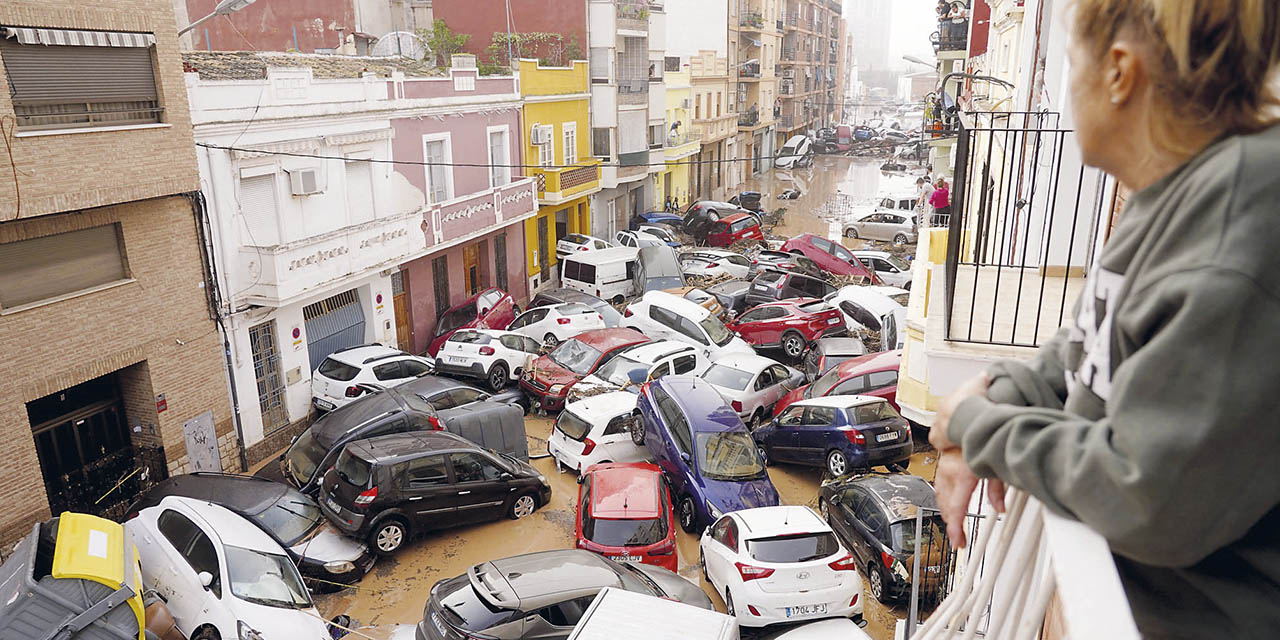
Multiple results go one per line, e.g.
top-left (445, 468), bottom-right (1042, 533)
top-left (928, 178), bottom-right (950, 226)
top-left (931, 1), bottom-right (1280, 637)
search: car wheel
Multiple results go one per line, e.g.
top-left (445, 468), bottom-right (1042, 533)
top-left (629, 415), bottom-right (646, 446)
top-left (724, 589), bottom-right (736, 617)
top-left (818, 498), bottom-right (830, 521)
top-left (613, 295), bottom-right (626, 305)
top-left (887, 461), bottom-right (911, 473)
top-left (782, 331), bottom-right (806, 358)
top-left (904, 281), bottom-right (912, 291)
top-left (893, 233), bottom-right (909, 247)
top-left (869, 565), bottom-right (889, 603)
top-left (757, 445), bottom-right (770, 467)
top-left (543, 333), bottom-right (560, 347)
top-left (369, 518), bottom-right (408, 557)
top-left (508, 493), bottom-right (537, 520)
top-left (191, 626), bottom-right (220, 640)
top-left (678, 496), bottom-right (699, 534)
top-left (488, 362), bottom-right (510, 391)
top-left (826, 449), bottom-right (849, 477)
top-left (845, 227), bottom-right (858, 238)
top-left (749, 408), bottom-right (765, 430)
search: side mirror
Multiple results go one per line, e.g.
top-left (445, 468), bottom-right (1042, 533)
top-left (828, 493), bottom-right (841, 506)
top-left (576, 474), bottom-right (586, 485)
top-left (500, 472), bottom-right (514, 482)
top-left (680, 451), bottom-right (692, 463)
top-left (198, 571), bottom-right (213, 588)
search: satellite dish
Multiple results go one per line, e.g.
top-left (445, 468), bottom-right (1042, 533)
top-left (371, 31), bottom-right (427, 60)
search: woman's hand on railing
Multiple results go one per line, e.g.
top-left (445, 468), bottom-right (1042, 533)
top-left (930, 371), bottom-right (1006, 548)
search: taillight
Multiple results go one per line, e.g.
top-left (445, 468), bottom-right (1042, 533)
top-left (829, 554), bottom-right (857, 571)
top-left (735, 562), bottom-right (776, 582)
top-left (345, 386), bottom-right (363, 398)
top-left (776, 280), bottom-right (785, 289)
top-left (428, 416), bottom-right (442, 430)
top-left (747, 605), bottom-right (762, 616)
top-left (581, 437), bottom-right (597, 455)
top-left (751, 259), bottom-right (758, 265)
top-left (707, 262), bottom-right (720, 268)
top-left (648, 538), bottom-right (676, 556)
top-left (557, 317), bottom-right (571, 325)
top-left (849, 594), bottom-right (860, 607)
top-left (780, 262), bottom-right (795, 269)
top-left (844, 430), bottom-right (866, 446)
top-left (881, 551), bottom-right (896, 569)
top-left (479, 346), bottom-right (495, 355)
top-left (578, 246), bottom-right (589, 251)
top-left (624, 309), bottom-right (634, 317)
top-left (354, 487), bottom-right (378, 508)
top-left (731, 400), bottom-right (743, 412)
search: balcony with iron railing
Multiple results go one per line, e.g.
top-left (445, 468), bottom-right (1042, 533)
top-left (739, 11), bottom-right (765, 30)
top-left (934, 18), bottom-right (970, 53)
top-left (781, 46), bottom-right (797, 62)
top-left (738, 62), bottom-right (762, 79)
top-left (617, 0), bottom-right (651, 30)
top-left (738, 108), bottom-right (760, 127)
top-left (530, 158), bottom-right (602, 205)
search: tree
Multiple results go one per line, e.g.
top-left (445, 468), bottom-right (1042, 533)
top-left (421, 19), bottom-right (469, 67)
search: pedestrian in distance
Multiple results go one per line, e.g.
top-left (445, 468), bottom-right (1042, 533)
top-left (928, 177), bottom-right (950, 226)
top-left (929, 1), bottom-right (1280, 637)
top-left (917, 176), bottom-right (936, 227)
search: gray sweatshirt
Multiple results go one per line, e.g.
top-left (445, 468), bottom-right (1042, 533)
top-left (948, 124), bottom-right (1280, 639)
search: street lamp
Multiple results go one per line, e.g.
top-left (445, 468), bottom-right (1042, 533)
top-left (903, 55), bottom-right (935, 67)
top-left (179, 0), bottom-right (258, 36)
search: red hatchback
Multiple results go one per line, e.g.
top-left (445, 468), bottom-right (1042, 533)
top-left (575, 462), bottom-right (678, 572)
top-left (726, 298), bottom-right (846, 359)
top-left (773, 349), bottom-right (902, 416)
top-left (706, 212), bottom-right (765, 248)
top-left (427, 288), bottom-right (518, 356)
top-left (520, 328), bottom-right (649, 411)
top-left (779, 233), bottom-right (880, 282)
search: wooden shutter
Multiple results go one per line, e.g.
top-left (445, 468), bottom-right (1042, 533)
top-left (0, 224), bottom-right (127, 309)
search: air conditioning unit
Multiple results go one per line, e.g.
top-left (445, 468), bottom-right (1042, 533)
top-left (530, 124), bottom-right (550, 145)
top-left (782, 69), bottom-right (795, 79)
top-left (287, 168), bottom-right (322, 195)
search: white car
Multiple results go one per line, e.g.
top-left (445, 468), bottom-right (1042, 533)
top-left (701, 354), bottom-right (804, 426)
top-left (615, 229), bottom-right (670, 250)
top-left (681, 249), bottom-right (752, 280)
top-left (311, 344), bottom-right (434, 412)
top-left (824, 286), bottom-right (907, 350)
top-left (852, 251), bottom-right (913, 290)
top-left (842, 211), bottom-right (917, 246)
top-left (507, 302), bottom-right (606, 347)
top-left (757, 618), bottom-right (873, 640)
top-left (434, 328), bottom-right (542, 390)
top-left (699, 506), bottom-right (863, 628)
top-left (775, 135), bottom-right (814, 169)
top-left (571, 340), bottom-right (708, 398)
top-left (623, 291), bottom-right (755, 359)
top-left (126, 496), bottom-right (332, 640)
top-left (547, 391), bottom-right (650, 473)
top-left (556, 233), bottom-right (613, 260)
top-left (637, 225), bottom-right (681, 246)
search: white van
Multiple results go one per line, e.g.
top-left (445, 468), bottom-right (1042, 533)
top-left (559, 246), bottom-right (639, 304)
top-left (775, 134), bottom-right (814, 169)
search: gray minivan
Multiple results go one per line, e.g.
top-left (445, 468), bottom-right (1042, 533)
top-left (632, 246), bottom-right (685, 294)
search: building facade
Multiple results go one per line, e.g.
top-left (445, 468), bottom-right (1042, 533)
top-left (0, 0), bottom-right (236, 544)
top-left (667, 1), bottom-right (736, 201)
top-left (173, 0), bottom-right (434, 55)
top-left (656, 61), bottom-right (700, 209)
top-left (433, 0), bottom-right (588, 68)
top-left (777, 0), bottom-right (845, 146)
top-left (730, 0), bottom-right (778, 178)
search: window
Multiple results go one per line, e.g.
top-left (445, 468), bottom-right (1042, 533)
top-left (157, 510), bottom-right (221, 597)
top-left (853, 401), bottom-right (900, 424)
top-left (0, 224), bottom-right (129, 310)
top-left (488, 128), bottom-right (510, 186)
top-left (424, 138), bottom-right (452, 204)
top-left (494, 233), bottom-right (508, 293)
top-left (671, 355), bottom-right (698, 375)
top-left (432, 255), bottom-right (450, 318)
top-left (840, 302), bottom-right (880, 331)
top-left (563, 123), bottom-right (578, 166)
top-left (711, 516), bottom-right (739, 551)
top-left (803, 405), bottom-right (837, 425)
top-left (867, 370), bottom-right (898, 389)
top-left (405, 454), bottom-right (450, 486)
top-left (590, 47), bottom-right (610, 83)
top-left (778, 405), bottom-right (804, 426)
top-left (755, 367), bottom-right (775, 390)
top-left (649, 305), bottom-right (678, 328)
top-left (716, 92), bottom-right (722, 117)
top-left (372, 361), bottom-right (405, 381)
top-left (0, 29), bottom-right (161, 131)
top-left (536, 597), bottom-right (596, 628)
top-left (831, 374), bottom-right (868, 395)
top-left (665, 56), bottom-right (680, 72)
top-left (403, 360), bottom-right (431, 377)
top-left (431, 387), bottom-right (486, 410)
top-left (451, 452), bottom-right (504, 483)
top-left (649, 124), bottom-right (664, 148)
top-left (676, 317), bottom-right (708, 344)
top-left (695, 96), bottom-right (701, 120)
top-left (592, 128), bottom-right (611, 157)
top-left (562, 260), bottom-right (581, 282)
top-left (578, 263), bottom-right (597, 284)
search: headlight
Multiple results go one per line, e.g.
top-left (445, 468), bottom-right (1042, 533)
top-left (706, 500), bottom-right (723, 520)
top-left (549, 384), bottom-right (566, 394)
top-left (238, 621), bottom-right (264, 640)
top-left (323, 560), bottom-right (356, 574)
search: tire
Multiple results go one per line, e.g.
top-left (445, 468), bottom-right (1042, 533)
top-left (191, 626), bottom-right (220, 640)
top-left (700, 549), bottom-right (710, 582)
top-left (629, 416), bottom-right (646, 446)
top-left (757, 444), bottom-right (770, 467)
top-left (749, 408), bottom-right (765, 431)
top-left (724, 589), bottom-right (736, 617)
top-left (893, 233), bottom-right (909, 247)
top-left (508, 493), bottom-right (537, 520)
top-left (368, 518), bottom-right (408, 557)
top-left (487, 362), bottom-right (510, 391)
top-left (826, 449), bottom-right (849, 477)
top-left (678, 496), bottom-right (699, 534)
top-left (543, 333), bottom-right (560, 347)
top-left (845, 227), bottom-right (858, 238)
top-left (781, 331), bottom-right (807, 359)
top-left (869, 565), bottom-right (890, 603)
top-left (818, 498), bottom-right (830, 521)
top-left (887, 460), bottom-right (911, 473)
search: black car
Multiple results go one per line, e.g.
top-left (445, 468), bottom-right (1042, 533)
top-left (530, 288), bottom-right (623, 327)
top-left (748, 250), bottom-right (824, 280)
top-left (272, 375), bottom-right (526, 495)
top-left (128, 472), bottom-right (376, 590)
top-left (705, 279), bottom-right (752, 316)
top-left (817, 473), bottom-right (949, 604)
top-left (319, 431), bottom-right (552, 556)
top-left (744, 270), bottom-right (837, 308)
top-left (727, 191), bottom-right (764, 213)
top-left (802, 337), bottom-right (869, 382)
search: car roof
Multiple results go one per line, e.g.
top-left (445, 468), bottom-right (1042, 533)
top-left (684, 248), bottom-right (738, 258)
top-left (652, 375), bottom-right (743, 433)
top-left (708, 279), bottom-right (750, 294)
top-left (784, 134), bottom-right (807, 145)
top-left (460, 328), bottom-right (524, 340)
top-left (829, 286), bottom-right (903, 316)
top-left (571, 327), bottom-right (649, 350)
top-left (708, 352), bottom-right (780, 373)
top-left (618, 340), bottom-right (697, 364)
top-left (564, 246), bottom-right (640, 264)
top-left (479, 550), bottom-right (625, 607)
top-left (732, 506), bottom-right (830, 541)
top-left (588, 464), bottom-right (662, 519)
top-left (564, 391), bottom-right (639, 421)
top-left (142, 473), bottom-right (289, 516)
top-left (348, 430), bottom-right (477, 463)
top-left (848, 473), bottom-right (937, 521)
top-left (833, 350), bottom-right (902, 377)
top-left (309, 392), bottom-right (402, 446)
top-left (793, 394), bottom-right (886, 410)
top-left (156, 495), bottom-right (284, 551)
top-left (815, 337), bottom-right (867, 355)
top-left (638, 291), bottom-right (710, 320)
top-left (721, 212), bottom-right (754, 224)
top-left (852, 250), bottom-right (891, 260)
top-left (324, 344), bottom-right (402, 367)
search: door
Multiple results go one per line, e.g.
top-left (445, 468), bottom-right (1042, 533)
top-left (149, 508), bottom-right (223, 629)
top-left (463, 243), bottom-right (481, 296)
top-left (521, 596), bottom-right (596, 640)
top-left (537, 216), bottom-right (550, 278)
top-left (400, 454), bottom-right (457, 530)
top-left (704, 516), bottom-right (740, 585)
top-left (757, 364), bottom-right (792, 413)
top-left (771, 404), bottom-right (805, 462)
top-left (448, 451), bottom-right (511, 523)
top-left (600, 413), bottom-right (643, 462)
top-left (303, 289), bottom-right (367, 372)
top-left (248, 321), bottom-right (289, 434)
top-left (795, 405), bottom-right (838, 462)
top-left (734, 305), bottom-right (783, 346)
top-left (392, 271), bottom-right (412, 352)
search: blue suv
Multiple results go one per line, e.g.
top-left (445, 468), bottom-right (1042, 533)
top-left (633, 375), bottom-right (780, 533)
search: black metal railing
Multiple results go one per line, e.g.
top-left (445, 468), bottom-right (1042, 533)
top-left (943, 111), bottom-right (1114, 348)
top-left (935, 18), bottom-right (969, 52)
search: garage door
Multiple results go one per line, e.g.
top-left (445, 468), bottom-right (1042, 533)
top-left (303, 289), bottom-right (366, 372)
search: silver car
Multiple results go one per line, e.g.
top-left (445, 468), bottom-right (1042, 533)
top-left (843, 211), bottom-right (918, 246)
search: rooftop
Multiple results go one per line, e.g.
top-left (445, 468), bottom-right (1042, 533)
top-left (182, 51), bottom-right (443, 80)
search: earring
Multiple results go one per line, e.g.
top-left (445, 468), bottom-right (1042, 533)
top-left (1110, 96), bottom-right (1120, 105)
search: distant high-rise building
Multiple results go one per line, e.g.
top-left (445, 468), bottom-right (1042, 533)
top-left (849, 0), bottom-right (891, 80)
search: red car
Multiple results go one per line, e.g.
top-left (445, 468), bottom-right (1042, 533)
top-left (706, 212), bottom-right (765, 248)
top-left (773, 349), bottom-right (902, 416)
top-left (726, 298), bottom-right (847, 359)
top-left (427, 287), bottom-right (518, 356)
top-left (574, 462), bottom-right (678, 572)
top-left (520, 328), bottom-right (648, 411)
top-left (780, 233), bottom-right (880, 282)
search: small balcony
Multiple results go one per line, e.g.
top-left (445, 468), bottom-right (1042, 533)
top-left (530, 158), bottom-right (602, 205)
top-left (664, 130), bottom-right (700, 160)
top-left (935, 18), bottom-right (970, 52)
top-left (738, 62), bottom-right (762, 79)
top-left (739, 11), bottom-right (765, 30)
top-left (738, 109), bottom-right (760, 127)
top-left (781, 47), bottom-right (796, 62)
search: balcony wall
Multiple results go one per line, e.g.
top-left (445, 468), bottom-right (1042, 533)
top-left (531, 159), bottom-right (601, 205)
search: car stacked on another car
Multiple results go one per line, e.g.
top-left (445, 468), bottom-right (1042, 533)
top-left (681, 248), bottom-right (753, 280)
top-left (530, 288), bottom-right (624, 327)
top-left (727, 299), bottom-right (847, 359)
top-left (506, 302), bottom-right (606, 347)
top-left (749, 250), bottom-right (824, 280)
top-left (774, 350), bottom-right (902, 417)
top-left (853, 251), bottom-right (913, 289)
top-left (754, 395), bottom-right (912, 476)
top-left (825, 286), bottom-right (908, 351)
top-left (548, 391), bottom-right (651, 473)
top-left (557, 233), bottom-right (613, 260)
top-left (434, 329), bottom-right (542, 391)
top-left (664, 286), bottom-right (728, 320)
top-left (311, 344), bottom-right (434, 412)
top-left (623, 291), bottom-right (754, 360)
top-left (428, 288), bottom-right (519, 355)
top-left (744, 271), bottom-right (837, 309)
top-left (521, 328), bottom-right (650, 412)
top-left (700, 354), bottom-right (804, 427)
top-left (575, 462), bottom-right (678, 571)
top-left (802, 338), bottom-right (868, 382)
top-left (705, 213), bottom-right (765, 248)
top-left (571, 340), bottom-right (707, 397)
top-left (779, 234), bottom-right (879, 282)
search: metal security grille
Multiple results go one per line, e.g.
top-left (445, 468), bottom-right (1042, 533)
top-left (302, 290), bottom-right (366, 371)
top-left (249, 321), bottom-right (289, 434)
top-left (391, 269), bottom-right (405, 295)
top-left (432, 256), bottom-right (450, 317)
top-left (494, 233), bottom-right (509, 293)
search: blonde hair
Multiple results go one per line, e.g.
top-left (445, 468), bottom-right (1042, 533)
top-left (1071, 0), bottom-right (1280, 150)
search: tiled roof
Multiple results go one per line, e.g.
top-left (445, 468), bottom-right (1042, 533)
top-left (181, 51), bottom-right (444, 80)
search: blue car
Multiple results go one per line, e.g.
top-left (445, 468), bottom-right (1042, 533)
top-left (629, 211), bottom-right (684, 230)
top-left (634, 375), bottom-right (780, 533)
top-left (753, 395), bottom-right (913, 477)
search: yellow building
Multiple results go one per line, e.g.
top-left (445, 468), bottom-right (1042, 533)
top-left (656, 63), bottom-right (700, 209)
top-left (519, 58), bottom-right (603, 291)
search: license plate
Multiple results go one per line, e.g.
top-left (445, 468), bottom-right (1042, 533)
top-left (785, 604), bottom-right (827, 617)
top-left (754, 284), bottom-right (768, 291)
top-left (614, 555), bottom-right (640, 563)
top-left (315, 398), bottom-right (335, 411)
top-left (877, 432), bottom-right (898, 442)
top-left (325, 496), bottom-right (340, 513)
top-left (827, 317), bottom-right (840, 325)
top-left (448, 356), bottom-right (467, 363)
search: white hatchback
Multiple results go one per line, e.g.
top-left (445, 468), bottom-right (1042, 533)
top-left (126, 496), bottom-right (333, 640)
top-left (434, 328), bottom-right (542, 391)
top-left (701, 354), bottom-right (804, 426)
top-left (506, 302), bottom-right (606, 347)
top-left (311, 344), bottom-right (434, 412)
top-left (622, 291), bottom-right (755, 359)
top-left (570, 340), bottom-right (708, 398)
top-left (700, 506), bottom-right (863, 628)
top-left (852, 251), bottom-right (913, 290)
top-left (681, 249), bottom-right (753, 280)
top-left (556, 233), bottom-right (613, 260)
top-left (547, 391), bottom-right (651, 473)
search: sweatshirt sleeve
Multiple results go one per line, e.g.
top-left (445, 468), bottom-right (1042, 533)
top-left (981, 327), bottom-right (1071, 410)
top-left (946, 268), bottom-right (1280, 568)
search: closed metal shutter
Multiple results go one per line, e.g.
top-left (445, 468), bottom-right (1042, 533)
top-left (302, 290), bottom-right (367, 372)
top-left (239, 174), bottom-right (281, 246)
top-left (0, 224), bottom-right (126, 309)
top-left (345, 161), bottom-right (374, 223)
top-left (0, 39), bottom-right (161, 129)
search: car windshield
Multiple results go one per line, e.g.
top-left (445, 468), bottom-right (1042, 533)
top-left (317, 357), bottom-right (359, 382)
top-left (585, 515), bottom-right (669, 547)
top-left (702, 363), bottom-right (753, 391)
top-left (893, 516), bottom-right (947, 553)
top-left (283, 428), bottom-right (328, 485)
top-left (696, 431), bottom-right (766, 481)
top-left (809, 364), bottom-right (846, 398)
top-left (555, 410), bottom-right (593, 442)
top-left (225, 545), bottom-right (312, 609)
top-left (593, 354), bottom-right (648, 385)
top-left (699, 316), bottom-right (734, 346)
top-left (437, 303), bottom-right (478, 336)
top-left (549, 339), bottom-right (604, 375)
top-left (253, 491), bottom-right (324, 547)
top-left (781, 145), bottom-right (796, 155)
top-left (746, 532), bottom-right (840, 563)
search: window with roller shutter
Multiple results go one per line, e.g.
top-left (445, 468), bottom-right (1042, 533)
top-left (238, 174), bottom-right (281, 246)
top-left (0, 224), bottom-right (130, 310)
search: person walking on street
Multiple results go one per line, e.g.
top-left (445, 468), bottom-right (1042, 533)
top-left (929, 1), bottom-right (1280, 637)
top-left (929, 178), bottom-right (950, 226)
